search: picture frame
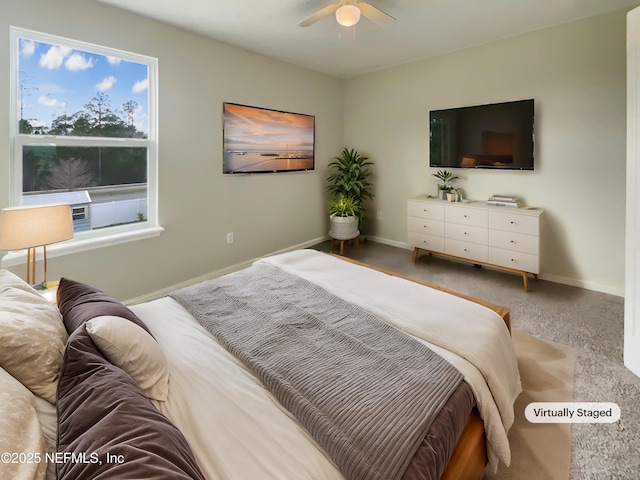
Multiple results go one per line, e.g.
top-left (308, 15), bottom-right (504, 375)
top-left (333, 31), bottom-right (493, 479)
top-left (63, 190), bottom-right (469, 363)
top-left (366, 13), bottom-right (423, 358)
top-left (223, 103), bottom-right (315, 174)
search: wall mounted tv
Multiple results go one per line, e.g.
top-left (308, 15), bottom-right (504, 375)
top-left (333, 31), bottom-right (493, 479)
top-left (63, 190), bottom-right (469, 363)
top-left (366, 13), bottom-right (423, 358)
top-left (429, 99), bottom-right (534, 170)
top-left (223, 102), bottom-right (315, 174)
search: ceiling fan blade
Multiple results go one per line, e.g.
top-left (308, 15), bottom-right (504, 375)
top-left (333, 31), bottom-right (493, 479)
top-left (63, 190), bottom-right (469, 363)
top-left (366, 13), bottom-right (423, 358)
top-left (298, 4), bottom-right (340, 27)
top-left (357, 2), bottom-right (396, 27)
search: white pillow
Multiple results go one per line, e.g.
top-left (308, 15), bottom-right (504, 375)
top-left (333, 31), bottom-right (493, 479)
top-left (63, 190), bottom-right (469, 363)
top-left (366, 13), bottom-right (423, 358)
top-left (0, 366), bottom-right (47, 480)
top-left (0, 269), bottom-right (67, 404)
top-left (86, 315), bottom-right (169, 401)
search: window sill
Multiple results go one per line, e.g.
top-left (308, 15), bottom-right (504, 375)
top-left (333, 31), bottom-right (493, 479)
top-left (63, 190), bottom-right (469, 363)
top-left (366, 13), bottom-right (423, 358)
top-left (1, 226), bottom-right (164, 267)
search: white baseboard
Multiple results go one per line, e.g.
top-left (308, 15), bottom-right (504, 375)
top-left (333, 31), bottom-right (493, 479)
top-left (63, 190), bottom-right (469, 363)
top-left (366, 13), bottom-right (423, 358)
top-left (537, 272), bottom-right (624, 297)
top-left (124, 236), bottom-right (329, 305)
top-left (364, 235), bottom-right (413, 250)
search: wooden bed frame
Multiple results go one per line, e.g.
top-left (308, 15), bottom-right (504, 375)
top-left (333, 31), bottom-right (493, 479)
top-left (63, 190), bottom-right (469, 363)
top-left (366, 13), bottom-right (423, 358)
top-left (331, 254), bottom-right (511, 480)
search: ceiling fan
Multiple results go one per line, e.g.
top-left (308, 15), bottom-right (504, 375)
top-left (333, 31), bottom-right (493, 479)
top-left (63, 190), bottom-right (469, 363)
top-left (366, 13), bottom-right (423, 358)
top-left (298, 0), bottom-right (396, 28)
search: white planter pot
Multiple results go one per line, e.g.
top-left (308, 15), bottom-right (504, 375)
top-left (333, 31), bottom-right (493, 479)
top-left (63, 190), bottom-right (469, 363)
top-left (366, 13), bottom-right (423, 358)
top-left (329, 216), bottom-right (360, 240)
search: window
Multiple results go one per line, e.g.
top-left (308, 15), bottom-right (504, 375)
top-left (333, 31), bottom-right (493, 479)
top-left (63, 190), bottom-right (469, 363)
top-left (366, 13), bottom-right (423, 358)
top-left (8, 28), bottom-right (160, 260)
top-left (72, 206), bottom-right (88, 221)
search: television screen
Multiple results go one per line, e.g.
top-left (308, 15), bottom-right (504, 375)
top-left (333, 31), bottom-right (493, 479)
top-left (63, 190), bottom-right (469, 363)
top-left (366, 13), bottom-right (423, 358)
top-left (429, 99), bottom-right (534, 170)
top-left (223, 103), bottom-right (315, 174)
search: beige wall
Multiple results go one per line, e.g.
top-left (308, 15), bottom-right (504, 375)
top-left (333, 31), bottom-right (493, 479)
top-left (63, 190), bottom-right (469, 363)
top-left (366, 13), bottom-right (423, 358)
top-left (344, 10), bottom-right (627, 295)
top-left (0, 0), bottom-right (344, 300)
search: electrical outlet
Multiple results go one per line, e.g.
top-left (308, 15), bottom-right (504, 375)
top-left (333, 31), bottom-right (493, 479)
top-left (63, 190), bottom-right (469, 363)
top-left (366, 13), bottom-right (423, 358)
top-left (376, 211), bottom-right (382, 220)
top-left (226, 232), bottom-right (234, 244)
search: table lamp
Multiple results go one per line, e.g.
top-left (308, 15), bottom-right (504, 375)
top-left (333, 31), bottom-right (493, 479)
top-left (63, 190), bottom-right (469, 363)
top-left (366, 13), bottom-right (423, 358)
top-left (0, 203), bottom-right (74, 289)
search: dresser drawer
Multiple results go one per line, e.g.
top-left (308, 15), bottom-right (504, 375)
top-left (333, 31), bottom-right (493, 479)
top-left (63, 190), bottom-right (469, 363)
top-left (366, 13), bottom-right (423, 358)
top-left (407, 201), bottom-right (445, 221)
top-left (489, 211), bottom-right (539, 235)
top-left (489, 230), bottom-right (539, 255)
top-left (489, 248), bottom-right (539, 274)
top-left (409, 232), bottom-right (445, 252)
top-left (445, 223), bottom-right (488, 245)
top-left (445, 205), bottom-right (488, 227)
top-left (408, 216), bottom-right (444, 237)
top-left (445, 239), bottom-right (488, 262)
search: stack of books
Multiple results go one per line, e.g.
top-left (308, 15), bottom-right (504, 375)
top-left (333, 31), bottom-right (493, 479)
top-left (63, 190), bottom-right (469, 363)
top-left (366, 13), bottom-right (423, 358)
top-left (486, 195), bottom-right (521, 208)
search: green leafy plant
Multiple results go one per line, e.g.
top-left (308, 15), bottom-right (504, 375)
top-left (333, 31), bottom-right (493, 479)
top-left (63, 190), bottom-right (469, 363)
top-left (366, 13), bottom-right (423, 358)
top-left (326, 148), bottom-right (374, 221)
top-left (328, 194), bottom-right (363, 219)
top-left (431, 169), bottom-right (459, 192)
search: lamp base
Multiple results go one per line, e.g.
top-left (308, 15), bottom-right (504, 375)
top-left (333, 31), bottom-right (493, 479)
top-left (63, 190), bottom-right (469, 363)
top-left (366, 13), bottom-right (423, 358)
top-left (32, 280), bottom-right (58, 291)
top-left (32, 281), bottom-right (47, 291)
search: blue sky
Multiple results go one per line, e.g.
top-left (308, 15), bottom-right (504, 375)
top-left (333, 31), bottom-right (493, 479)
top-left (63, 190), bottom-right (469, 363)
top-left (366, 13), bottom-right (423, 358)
top-left (18, 37), bottom-right (149, 135)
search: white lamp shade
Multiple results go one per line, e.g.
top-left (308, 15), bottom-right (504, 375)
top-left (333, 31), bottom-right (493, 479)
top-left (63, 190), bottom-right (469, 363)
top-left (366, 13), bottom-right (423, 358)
top-left (0, 203), bottom-right (74, 250)
top-left (336, 5), bottom-right (361, 27)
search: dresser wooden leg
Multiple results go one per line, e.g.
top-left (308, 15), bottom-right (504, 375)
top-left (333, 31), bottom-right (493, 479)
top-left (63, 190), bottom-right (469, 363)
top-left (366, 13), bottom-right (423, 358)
top-left (522, 272), bottom-right (529, 292)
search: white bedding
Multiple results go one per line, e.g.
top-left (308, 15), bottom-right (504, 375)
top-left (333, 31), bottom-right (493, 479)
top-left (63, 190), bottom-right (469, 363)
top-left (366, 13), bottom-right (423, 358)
top-left (130, 249), bottom-right (521, 478)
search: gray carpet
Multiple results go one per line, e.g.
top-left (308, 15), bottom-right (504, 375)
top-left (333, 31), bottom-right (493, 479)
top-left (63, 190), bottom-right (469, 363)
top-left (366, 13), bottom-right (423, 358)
top-left (312, 240), bottom-right (640, 479)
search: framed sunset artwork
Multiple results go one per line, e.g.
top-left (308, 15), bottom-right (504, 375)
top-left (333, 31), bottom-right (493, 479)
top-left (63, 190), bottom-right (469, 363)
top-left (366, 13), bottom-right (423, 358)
top-left (223, 103), bottom-right (315, 174)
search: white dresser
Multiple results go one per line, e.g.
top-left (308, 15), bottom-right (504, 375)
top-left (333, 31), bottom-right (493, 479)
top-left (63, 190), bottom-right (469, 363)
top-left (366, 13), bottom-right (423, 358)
top-left (407, 196), bottom-right (544, 291)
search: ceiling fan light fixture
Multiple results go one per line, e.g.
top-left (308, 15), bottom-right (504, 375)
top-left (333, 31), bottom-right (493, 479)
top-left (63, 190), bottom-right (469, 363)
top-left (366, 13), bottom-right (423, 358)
top-left (336, 5), bottom-right (361, 27)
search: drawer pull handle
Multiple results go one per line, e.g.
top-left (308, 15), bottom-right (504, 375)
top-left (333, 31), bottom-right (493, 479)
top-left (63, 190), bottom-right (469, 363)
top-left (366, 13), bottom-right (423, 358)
top-left (464, 215), bottom-right (469, 218)
top-left (510, 221), bottom-right (515, 224)
top-left (464, 232), bottom-right (469, 236)
top-left (464, 248), bottom-right (469, 252)
top-left (510, 240), bottom-right (515, 243)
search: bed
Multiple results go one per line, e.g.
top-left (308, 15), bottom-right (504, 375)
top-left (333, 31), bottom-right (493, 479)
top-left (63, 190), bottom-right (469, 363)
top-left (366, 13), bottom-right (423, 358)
top-left (0, 249), bottom-right (521, 480)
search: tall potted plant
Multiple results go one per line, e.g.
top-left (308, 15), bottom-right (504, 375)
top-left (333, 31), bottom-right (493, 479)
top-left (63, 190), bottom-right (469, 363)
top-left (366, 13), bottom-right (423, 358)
top-left (326, 148), bottom-right (374, 223)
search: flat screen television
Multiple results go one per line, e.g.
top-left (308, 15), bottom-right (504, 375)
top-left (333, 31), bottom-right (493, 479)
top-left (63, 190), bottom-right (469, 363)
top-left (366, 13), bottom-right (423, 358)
top-left (223, 102), bottom-right (315, 174)
top-left (429, 99), bottom-right (534, 170)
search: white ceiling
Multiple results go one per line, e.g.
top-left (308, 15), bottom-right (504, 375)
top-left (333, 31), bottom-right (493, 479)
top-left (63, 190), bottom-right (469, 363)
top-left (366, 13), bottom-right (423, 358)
top-left (95, 0), bottom-right (639, 78)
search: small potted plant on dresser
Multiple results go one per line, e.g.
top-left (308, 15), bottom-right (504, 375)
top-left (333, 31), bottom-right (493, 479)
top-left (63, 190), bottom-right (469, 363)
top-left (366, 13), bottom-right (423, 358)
top-left (432, 169), bottom-right (459, 200)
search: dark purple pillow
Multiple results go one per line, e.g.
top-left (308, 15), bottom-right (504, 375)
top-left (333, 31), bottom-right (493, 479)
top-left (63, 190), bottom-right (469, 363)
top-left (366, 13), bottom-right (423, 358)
top-left (57, 328), bottom-right (206, 480)
top-left (57, 277), bottom-right (153, 336)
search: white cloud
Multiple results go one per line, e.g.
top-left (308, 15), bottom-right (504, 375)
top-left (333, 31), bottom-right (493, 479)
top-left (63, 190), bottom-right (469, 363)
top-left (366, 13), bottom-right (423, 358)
top-left (20, 39), bottom-right (35, 58)
top-left (132, 78), bottom-right (148, 93)
top-left (37, 82), bottom-right (66, 95)
top-left (106, 56), bottom-right (121, 66)
top-left (29, 119), bottom-right (47, 129)
top-left (38, 95), bottom-right (66, 108)
top-left (64, 53), bottom-right (95, 71)
top-left (96, 76), bottom-right (117, 91)
top-left (39, 45), bottom-right (71, 70)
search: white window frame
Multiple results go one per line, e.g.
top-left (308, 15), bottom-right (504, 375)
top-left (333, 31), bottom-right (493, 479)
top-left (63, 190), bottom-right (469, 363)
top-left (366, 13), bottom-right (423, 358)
top-left (4, 27), bottom-right (162, 267)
